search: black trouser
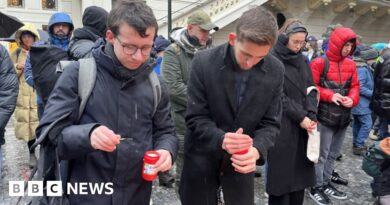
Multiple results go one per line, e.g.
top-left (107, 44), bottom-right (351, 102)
top-left (37, 103), bottom-right (44, 120)
top-left (268, 189), bottom-right (305, 205)
top-left (180, 152), bottom-right (255, 205)
top-left (27, 139), bottom-right (36, 154)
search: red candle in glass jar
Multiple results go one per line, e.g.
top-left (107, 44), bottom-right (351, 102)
top-left (142, 151), bottom-right (160, 181)
top-left (235, 149), bottom-right (248, 155)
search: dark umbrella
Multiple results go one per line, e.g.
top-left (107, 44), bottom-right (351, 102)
top-left (0, 11), bottom-right (24, 38)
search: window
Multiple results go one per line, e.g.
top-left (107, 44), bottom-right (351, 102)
top-left (42, 0), bottom-right (57, 10)
top-left (7, 0), bottom-right (23, 7)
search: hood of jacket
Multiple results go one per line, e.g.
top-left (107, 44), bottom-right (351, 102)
top-left (326, 27), bottom-right (357, 62)
top-left (15, 23), bottom-right (40, 47)
top-left (82, 6), bottom-right (108, 38)
top-left (169, 27), bottom-right (210, 55)
top-left (71, 27), bottom-right (100, 42)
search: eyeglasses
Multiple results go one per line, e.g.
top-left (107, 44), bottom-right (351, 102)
top-left (291, 40), bottom-right (306, 47)
top-left (116, 36), bottom-right (153, 56)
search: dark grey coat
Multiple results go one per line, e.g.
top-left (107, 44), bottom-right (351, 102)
top-left (266, 35), bottom-right (318, 196)
top-left (180, 43), bottom-right (284, 205)
top-left (0, 44), bottom-right (18, 145)
top-left (37, 45), bottom-right (178, 205)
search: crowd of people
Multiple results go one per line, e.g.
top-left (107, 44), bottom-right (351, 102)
top-left (2, 0), bottom-right (390, 205)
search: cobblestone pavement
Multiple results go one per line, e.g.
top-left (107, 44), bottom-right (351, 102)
top-left (0, 120), bottom-right (376, 205)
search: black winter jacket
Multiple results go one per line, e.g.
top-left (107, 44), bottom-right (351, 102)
top-left (0, 44), bottom-right (18, 145)
top-left (267, 34), bottom-right (317, 196)
top-left (371, 49), bottom-right (390, 121)
top-left (68, 6), bottom-right (108, 60)
top-left (36, 44), bottom-right (178, 205)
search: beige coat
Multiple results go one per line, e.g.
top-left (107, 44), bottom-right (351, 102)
top-left (11, 23), bottom-right (39, 141)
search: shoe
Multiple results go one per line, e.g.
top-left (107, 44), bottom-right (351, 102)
top-left (309, 187), bottom-right (332, 205)
top-left (369, 130), bottom-right (379, 141)
top-left (324, 183), bottom-right (347, 199)
top-left (158, 171), bottom-right (174, 188)
top-left (336, 154), bottom-right (342, 161)
top-left (352, 146), bottom-right (366, 156)
top-left (331, 171), bottom-right (348, 186)
top-left (29, 153), bottom-right (37, 169)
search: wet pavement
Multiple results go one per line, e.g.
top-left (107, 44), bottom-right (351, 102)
top-left (0, 120), bottom-right (376, 205)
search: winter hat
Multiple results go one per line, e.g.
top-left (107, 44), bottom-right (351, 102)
top-left (154, 35), bottom-right (171, 53)
top-left (307, 35), bottom-right (317, 42)
top-left (358, 45), bottom-right (379, 61)
top-left (82, 6), bottom-right (108, 38)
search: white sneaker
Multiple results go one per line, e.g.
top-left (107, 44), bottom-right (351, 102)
top-left (369, 130), bottom-right (379, 140)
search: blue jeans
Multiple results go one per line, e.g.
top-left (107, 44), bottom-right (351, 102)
top-left (379, 117), bottom-right (389, 140)
top-left (352, 114), bottom-right (372, 148)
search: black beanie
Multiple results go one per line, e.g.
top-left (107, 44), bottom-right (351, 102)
top-left (82, 6), bottom-right (108, 38)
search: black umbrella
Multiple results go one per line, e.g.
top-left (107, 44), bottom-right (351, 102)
top-left (0, 11), bottom-right (24, 38)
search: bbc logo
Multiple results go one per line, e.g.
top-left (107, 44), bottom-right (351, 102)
top-left (9, 181), bottom-right (62, 196)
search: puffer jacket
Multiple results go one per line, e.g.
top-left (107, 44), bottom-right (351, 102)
top-left (11, 23), bottom-right (39, 141)
top-left (371, 49), bottom-right (390, 120)
top-left (0, 44), bottom-right (18, 145)
top-left (310, 27), bottom-right (360, 127)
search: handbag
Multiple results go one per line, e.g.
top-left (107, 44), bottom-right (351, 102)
top-left (307, 128), bottom-right (320, 163)
top-left (306, 86), bottom-right (320, 163)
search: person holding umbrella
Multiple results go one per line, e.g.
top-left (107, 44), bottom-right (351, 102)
top-left (10, 23), bottom-right (40, 168)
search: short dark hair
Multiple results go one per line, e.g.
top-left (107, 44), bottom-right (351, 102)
top-left (235, 6), bottom-right (278, 46)
top-left (108, 0), bottom-right (158, 38)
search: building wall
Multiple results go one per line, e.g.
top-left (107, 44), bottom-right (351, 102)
top-left (212, 0), bottom-right (390, 46)
top-left (211, 20), bottom-right (235, 46)
top-left (0, 0), bottom-right (111, 32)
top-left (267, 0), bottom-right (390, 44)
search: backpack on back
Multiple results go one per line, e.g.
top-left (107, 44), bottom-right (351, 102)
top-left (29, 45), bottom-right (69, 105)
top-left (24, 58), bottom-right (161, 205)
top-left (362, 142), bottom-right (390, 177)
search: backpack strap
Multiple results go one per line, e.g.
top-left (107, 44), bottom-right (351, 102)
top-left (148, 71), bottom-right (161, 116)
top-left (15, 47), bottom-right (22, 62)
top-left (78, 58), bottom-right (97, 121)
top-left (322, 56), bottom-right (330, 78)
top-left (319, 56), bottom-right (330, 84)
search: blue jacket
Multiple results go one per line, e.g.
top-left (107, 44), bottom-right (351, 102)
top-left (352, 64), bottom-right (374, 115)
top-left (153, 56), bottom-right (162, 75)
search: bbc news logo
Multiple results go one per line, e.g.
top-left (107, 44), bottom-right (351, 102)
top-left (9, 181), bottom-right (114, 196)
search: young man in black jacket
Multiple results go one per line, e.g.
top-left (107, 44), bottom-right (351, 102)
top-left (179, 6), bottom-right (284, 205)
top-left (36, 1), bottom-right (177, 204)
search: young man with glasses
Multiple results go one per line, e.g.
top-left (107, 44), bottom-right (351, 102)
top-left (36, 1), bottom-right (178, 204)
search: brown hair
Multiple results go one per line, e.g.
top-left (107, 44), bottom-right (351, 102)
top-left (278, 18), bottom-right (304, 35)
top-left (235, 6), bottom-right (278, 46)
top-left (108, 0), bottom-right (158, 38)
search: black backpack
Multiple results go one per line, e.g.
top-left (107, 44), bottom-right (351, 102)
top-left (29, 44), bottom-right (69, 106)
